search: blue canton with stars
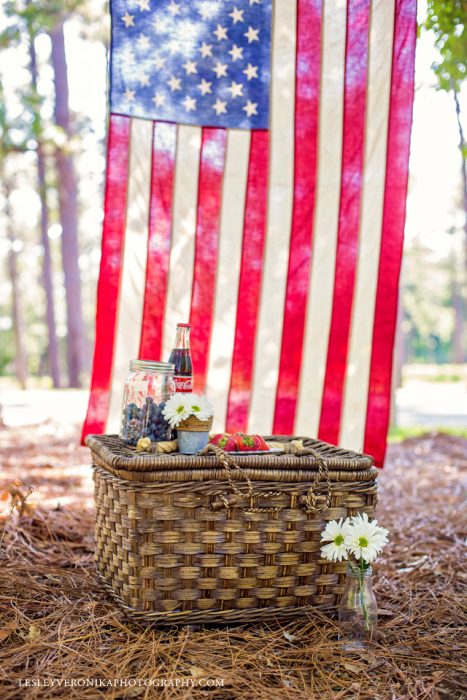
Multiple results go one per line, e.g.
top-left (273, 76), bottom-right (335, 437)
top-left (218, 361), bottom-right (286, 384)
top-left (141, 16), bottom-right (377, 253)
top-left (110, 0), bottom-right (272, 129)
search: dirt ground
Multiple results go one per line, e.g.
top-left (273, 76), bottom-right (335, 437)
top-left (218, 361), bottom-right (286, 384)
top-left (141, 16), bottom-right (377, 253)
top-left (0, 422), bottom-right (465, 699)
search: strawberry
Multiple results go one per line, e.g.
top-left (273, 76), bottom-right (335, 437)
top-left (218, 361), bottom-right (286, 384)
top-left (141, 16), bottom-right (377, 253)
top-left (209, 433), bottom-right (238, 452)
top-left (233, 433), bottom-right (269, 452)
top-left (254, 435), bottom-right (269, 451)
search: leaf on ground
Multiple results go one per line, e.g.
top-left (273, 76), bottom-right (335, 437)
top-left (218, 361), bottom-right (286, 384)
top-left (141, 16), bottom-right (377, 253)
top-left (342, 662), bottom-right (363, 674)
top-left (283, 631), bottom-right (297, 642)
top-left (19, 625), bottom-right (41, 642)
top-left (366, 654), bottom-right (386, 670)
top-left (0, 621), bottom-right (17, 641)
top-left (189, 667), bottom-right (205, 678)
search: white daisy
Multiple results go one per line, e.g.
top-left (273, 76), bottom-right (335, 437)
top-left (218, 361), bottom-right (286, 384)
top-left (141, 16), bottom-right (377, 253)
top-left (162, 393), bottom-right (190, 428)
top-left (184, 394), bottom-right (213, 421)
top-left (346, 513), bottom-right (389, 563)
top-left (195, 394), bottom-right (214, 420)
top-left (320, 518), bottom-right (352, 562)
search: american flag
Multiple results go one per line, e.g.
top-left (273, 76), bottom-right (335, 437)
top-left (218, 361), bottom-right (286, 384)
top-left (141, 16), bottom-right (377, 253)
top-left (82, 0), bottom-right (417, 466)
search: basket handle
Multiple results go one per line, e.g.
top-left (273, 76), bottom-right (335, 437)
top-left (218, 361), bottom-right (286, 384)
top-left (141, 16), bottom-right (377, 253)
top-left (200, 443), bottom-right (332, 513)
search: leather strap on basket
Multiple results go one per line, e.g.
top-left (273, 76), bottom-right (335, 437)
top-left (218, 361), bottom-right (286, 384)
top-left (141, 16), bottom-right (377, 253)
top-left (200, 443), bottom-right (332, 513)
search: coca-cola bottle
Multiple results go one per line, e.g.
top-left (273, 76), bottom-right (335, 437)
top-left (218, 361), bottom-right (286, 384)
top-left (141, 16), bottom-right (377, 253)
top-left (168, 323), bottom-right (193, 393)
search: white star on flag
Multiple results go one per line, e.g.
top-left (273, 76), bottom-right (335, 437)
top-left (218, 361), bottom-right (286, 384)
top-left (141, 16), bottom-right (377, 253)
top-left (168, 1), bottom-right (181, 16)
top-left (244, 26), bottom-right (260, 43)
top-left (213, 24), bottom-right (228, 41)
top-left (229, 7), bottom-right (244, 24)
top-left (183, 60), bottom-right (197, 75)
top-left (183, 95), bottom-right (197, 111)
top-left (213, 98), bottom-right (227, 115)
top-left (243, 63), bottom-right (258, 80)
top-left (200, 42), bottom-right (213, 58)
top-left (243, 100), bottom-right (258, 116)
top-left (198, 79), bottom-right (212, 95)
top-left (139, 74), bottom-right (150, 87)
top-left (167, 39), bottom-right (182, 55)
top-left (136, 0), bottom-right (150, 10)
top-left (213, 61), bottom-right (228, 78)
top-left (198, 2), bottom-right (218, 20)
top-left (152, 92), bottom-right (165, 106)
top-left (153, 16), bottom-right (168, 33)
top-left (121, 12), bottom-right (134, 28)
top-left (124, 88), bottom-right (135, 102)
top-left (121, 47), bottom-right (134, 64)
top-left (154, 56), bottom-right (166, 70)
top-left (229, 44), bottom-right (243, 61)
top-left (137, 34), bottom-right (150, 50)
top-left (167, 75), bottom-right (182, 91)
top-left (228, 81), bottom-right (243, 98)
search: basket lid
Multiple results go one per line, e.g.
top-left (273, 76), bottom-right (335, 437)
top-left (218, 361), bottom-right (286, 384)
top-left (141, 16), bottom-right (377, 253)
top-left (85, 434), bottom-right (378, 484)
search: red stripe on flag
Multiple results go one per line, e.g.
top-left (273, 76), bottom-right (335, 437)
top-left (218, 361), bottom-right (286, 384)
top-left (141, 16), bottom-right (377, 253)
top-left (81, 114), bottom-right (130, 441)
top-left (139, 122), bottom-right (176, 361)
top-left (364, 0), bottom-right (417, 466)
top-left (190, 127), bottom-right (227, 392)
top-left (226, 131), bottom-right (269, 432)
top-left (318, 0), bottom-right (371, 445)
top-left (273, 0), bottom-right (322, 433)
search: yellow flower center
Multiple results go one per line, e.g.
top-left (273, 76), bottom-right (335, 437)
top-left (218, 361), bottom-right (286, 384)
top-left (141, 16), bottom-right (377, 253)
top-left (334, 534), bottom-right (345, 546)
top-left (358, 536), bottom-right (369, 548)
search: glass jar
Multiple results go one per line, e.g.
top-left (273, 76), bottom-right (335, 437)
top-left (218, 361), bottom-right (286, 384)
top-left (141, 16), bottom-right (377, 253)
top-left (120, 360), bottom-right (175, 445)
top-left (338, 564), bottom-right (378, 650)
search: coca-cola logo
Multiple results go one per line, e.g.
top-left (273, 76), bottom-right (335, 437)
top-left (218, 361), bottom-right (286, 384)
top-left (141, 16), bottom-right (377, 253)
top-left (174, 376), bottom-right (193, 392)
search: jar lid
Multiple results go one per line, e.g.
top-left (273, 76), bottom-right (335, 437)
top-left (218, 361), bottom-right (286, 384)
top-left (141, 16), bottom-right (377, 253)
top-left (129, 360), bottom-right (175, 374)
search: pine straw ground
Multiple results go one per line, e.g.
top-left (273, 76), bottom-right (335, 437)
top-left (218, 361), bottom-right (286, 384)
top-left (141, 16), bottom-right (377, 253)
top-left (0, 422), bottom-right (465, 700)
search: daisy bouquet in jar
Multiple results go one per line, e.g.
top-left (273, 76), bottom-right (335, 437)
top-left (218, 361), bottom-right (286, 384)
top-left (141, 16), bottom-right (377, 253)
top-left (320, 514), bottom-right (389, 647)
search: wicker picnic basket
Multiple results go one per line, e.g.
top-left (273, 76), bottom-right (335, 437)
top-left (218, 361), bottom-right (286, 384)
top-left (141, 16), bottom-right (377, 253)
top-left (86, 434), bottom-right (378, 624)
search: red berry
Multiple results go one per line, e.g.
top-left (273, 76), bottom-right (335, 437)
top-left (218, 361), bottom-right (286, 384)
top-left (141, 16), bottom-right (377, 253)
top-left (209, 433), bottom-right (238, 452)
top-left (233, 433), bottom-right (267, 451)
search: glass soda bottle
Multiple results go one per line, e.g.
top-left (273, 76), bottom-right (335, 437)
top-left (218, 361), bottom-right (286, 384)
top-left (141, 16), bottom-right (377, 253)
top-left (168, 323), bottom-right (193, 392)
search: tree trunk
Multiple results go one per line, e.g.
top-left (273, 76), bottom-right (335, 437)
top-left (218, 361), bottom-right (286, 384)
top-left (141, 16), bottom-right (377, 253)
top-left (3, 179), bottom-right (28, 389)
top-left (29, 32), bottom-right (61, 388)
top-left (390, 285), bottom-right (406, 427)
top-left (452, 89), bottom-right (466, 362)
top-left (453, 88), bottom-right (467, 270)
top-left (451, 250), bottom-right (465, 363)
top-left (50, 21), bottom-right (86, 388)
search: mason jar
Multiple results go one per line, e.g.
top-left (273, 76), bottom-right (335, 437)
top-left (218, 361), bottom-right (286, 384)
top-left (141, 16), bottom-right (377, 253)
top-left (120, 360), bottom-right (175, 445)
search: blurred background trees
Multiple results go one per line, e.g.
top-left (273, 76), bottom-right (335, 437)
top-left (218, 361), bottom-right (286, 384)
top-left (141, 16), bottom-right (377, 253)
top-left (0, 0), bottom-right (106, 388)
top-left (0, 0), bottom-right (465, 390)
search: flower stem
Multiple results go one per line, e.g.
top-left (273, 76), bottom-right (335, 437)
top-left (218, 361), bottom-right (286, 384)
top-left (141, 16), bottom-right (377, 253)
top-left (359, 557), bottom-right (371, 632)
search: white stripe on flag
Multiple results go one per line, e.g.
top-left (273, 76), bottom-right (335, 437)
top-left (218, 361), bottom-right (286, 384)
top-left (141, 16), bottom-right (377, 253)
top-left (206, 129), bottom-right (251, 432)
top-left (248, 0), bottom-right (297, 434)
top-left (295, 0), bottom-right (347, 436)
top-left (162, 125), bottom-right (202, 360)
top-left (106, 118), bottom-right (152, 433)
top-left (340, 0), bottom-right (395, 450)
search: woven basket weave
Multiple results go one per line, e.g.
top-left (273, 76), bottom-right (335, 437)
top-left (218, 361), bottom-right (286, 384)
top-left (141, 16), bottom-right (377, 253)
top-left (86, 434), bottom-right (378, 624)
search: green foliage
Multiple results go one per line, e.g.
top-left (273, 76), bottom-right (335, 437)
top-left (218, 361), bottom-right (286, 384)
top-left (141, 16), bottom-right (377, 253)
top-left (2, 0), bottom-right (84, 35)
top-left (424, 0), bottom-right (467, 92)
top-left (402, 241), bottom-right (465, 363)
top-left (0, 330), bottom-right (15, 375)
top-left (388, 425), bottom-right (467, 442)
